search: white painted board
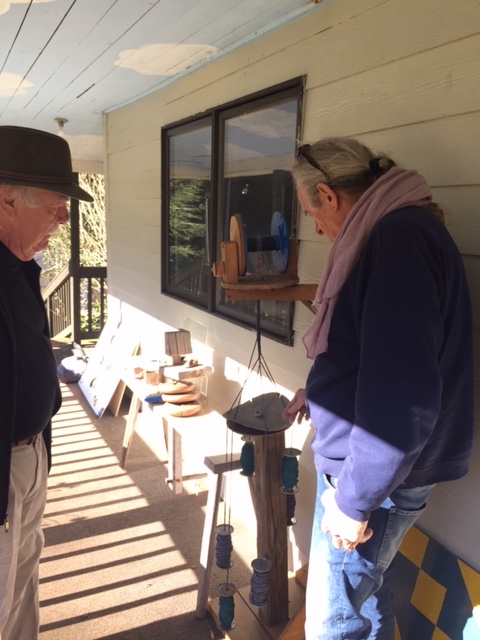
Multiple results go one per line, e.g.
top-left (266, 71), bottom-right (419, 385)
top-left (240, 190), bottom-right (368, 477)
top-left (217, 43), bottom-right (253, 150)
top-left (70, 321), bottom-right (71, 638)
top-left (78, 315), bottom-right (139, 418)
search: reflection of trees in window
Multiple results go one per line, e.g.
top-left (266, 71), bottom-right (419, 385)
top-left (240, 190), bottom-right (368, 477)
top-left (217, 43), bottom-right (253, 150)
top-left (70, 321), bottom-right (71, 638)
top-left (169, 178), bottom-right (207, 266)
top-left (168, 178), bottom-right (209, 297)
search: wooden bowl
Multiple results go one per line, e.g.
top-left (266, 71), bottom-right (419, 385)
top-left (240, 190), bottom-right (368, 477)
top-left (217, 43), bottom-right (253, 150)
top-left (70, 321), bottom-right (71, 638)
top-left (158, 381), bottom-right (196, 395)
top-left (163, 391), bottom-right (200, 404)
top-left (163, 401), bottom-right (201, 417)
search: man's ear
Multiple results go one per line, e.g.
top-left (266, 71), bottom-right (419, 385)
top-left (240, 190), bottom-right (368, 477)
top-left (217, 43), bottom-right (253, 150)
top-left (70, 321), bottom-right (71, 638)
top-left (0, 189), bottom-right (17, 215)
top-left (315, 183), bottom-right (339, 211)
top-left (0, 191), bottom-right (15, 216)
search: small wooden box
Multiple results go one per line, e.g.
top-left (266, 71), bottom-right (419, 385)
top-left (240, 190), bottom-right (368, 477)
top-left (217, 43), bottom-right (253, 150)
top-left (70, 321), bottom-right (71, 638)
top-left (165, 330), bottom-right (192, 365)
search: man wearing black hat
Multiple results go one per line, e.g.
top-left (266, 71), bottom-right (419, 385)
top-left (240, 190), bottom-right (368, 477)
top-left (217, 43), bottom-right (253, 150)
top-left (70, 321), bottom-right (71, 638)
top-left (0, 126), bottom-right (93, 640)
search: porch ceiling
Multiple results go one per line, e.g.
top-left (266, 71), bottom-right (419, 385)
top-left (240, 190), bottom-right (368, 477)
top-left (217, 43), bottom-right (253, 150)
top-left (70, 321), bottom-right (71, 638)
top-left (0, 0), bottom-right (321, 166)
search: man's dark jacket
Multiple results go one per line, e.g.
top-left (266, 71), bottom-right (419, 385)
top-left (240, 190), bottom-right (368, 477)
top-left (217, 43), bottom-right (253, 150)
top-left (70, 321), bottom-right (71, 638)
top-left (0, 259), bottom-right (61, 529)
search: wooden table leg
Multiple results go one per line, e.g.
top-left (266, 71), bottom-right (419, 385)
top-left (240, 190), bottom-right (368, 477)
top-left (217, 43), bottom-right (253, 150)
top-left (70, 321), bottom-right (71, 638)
top-left (164, 417), bottom-right (183, 494)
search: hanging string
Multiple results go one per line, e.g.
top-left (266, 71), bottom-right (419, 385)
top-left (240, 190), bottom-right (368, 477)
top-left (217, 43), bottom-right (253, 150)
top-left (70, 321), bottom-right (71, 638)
top-left (218, 583), bottom-right (237, 631)
top-left (240, 437), bottom-right (255, 476)
top-left (281, 448), bottom-right (301, 494)
top-left (222, 417), bottom-right (236, 525)
top-left (249, 558), bottom-right (272, 608)
top-left (215, 524), bottom-right (234, 569)
top-left (227, 300), bottom-right (288, 427)
top-left (216, 346), bottom-right (239, 635)
top-left (218, 300), bottom-right (291, 631)
top-left (286, 493), bottom-right (297, 526)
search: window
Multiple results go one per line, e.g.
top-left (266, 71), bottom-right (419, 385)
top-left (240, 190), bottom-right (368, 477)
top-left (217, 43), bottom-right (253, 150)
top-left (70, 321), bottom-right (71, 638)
top-left (162, 78), bottom-right (303, 343)
top-left (163, 117), bottom-right (212, 303)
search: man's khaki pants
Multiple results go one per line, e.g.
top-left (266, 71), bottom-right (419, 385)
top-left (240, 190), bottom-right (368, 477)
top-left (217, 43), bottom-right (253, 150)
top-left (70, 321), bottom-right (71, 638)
top-left (0, 437), bottom-right (47, 640)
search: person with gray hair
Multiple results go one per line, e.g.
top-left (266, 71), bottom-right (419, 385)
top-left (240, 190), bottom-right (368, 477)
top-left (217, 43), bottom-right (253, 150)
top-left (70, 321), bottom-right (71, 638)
top-left (283, 137), bottom-right (474, 639)
top-left (0, 126), bottom-right (92, 640)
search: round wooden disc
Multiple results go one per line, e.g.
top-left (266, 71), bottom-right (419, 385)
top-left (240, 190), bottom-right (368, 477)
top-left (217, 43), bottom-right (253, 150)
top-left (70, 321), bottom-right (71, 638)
top-left (162, 391), bottom-right (200, 404)
top-left (158, 381), bottom-right (196, 395)
top-left (223, 392), bottom-right (291, 436)
top-left (163, 401), bottom-right (201, 417)
top-left (230, 214), bottom-right (246, 276)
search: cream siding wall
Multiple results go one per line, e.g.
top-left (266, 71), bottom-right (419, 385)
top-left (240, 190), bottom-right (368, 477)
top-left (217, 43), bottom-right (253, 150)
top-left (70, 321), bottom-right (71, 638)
top-left (105, 0), bottom-right (480, 570)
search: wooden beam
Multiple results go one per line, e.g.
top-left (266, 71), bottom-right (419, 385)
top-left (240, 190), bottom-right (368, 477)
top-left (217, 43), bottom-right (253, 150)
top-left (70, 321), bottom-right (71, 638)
top-left (224, 283), bottom-right (317, 302)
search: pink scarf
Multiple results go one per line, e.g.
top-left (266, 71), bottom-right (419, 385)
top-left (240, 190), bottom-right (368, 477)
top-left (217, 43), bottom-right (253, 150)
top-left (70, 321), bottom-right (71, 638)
top-left (302, 167), bottom-right (432, 359)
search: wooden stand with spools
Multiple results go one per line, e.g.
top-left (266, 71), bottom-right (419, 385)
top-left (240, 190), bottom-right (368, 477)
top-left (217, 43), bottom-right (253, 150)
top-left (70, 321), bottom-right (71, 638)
top-left (224, 394), bottom-right (291, 629)
top-left (206, 213), bottom-right (317, 639)
top-left (205, 396), bottom-right (307, 639)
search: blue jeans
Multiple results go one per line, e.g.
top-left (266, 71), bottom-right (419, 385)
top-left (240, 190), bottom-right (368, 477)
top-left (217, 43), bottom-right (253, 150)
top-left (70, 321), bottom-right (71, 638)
top-left (305, 473), bottom-right (433, 640)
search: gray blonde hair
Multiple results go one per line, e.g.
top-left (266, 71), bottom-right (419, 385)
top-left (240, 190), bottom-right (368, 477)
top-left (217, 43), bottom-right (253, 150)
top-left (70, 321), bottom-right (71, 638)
top-left (0, 184), bottom-right (39, 207)
top-left (292, 137), bottom-right (445, 223)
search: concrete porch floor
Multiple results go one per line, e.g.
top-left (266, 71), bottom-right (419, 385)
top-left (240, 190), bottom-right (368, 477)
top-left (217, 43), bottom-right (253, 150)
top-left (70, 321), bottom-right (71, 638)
top-left (40, 343), bottom-right (257, 639)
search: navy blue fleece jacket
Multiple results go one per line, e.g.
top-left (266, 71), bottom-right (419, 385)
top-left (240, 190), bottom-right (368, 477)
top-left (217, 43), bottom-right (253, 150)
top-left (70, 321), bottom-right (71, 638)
top-left (306, 206), bottom-right (474, 522)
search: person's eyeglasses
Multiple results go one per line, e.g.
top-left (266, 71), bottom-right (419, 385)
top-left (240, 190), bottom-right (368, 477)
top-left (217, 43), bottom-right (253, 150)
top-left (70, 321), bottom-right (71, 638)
top-left (297, 144), bottom-right (331, 183)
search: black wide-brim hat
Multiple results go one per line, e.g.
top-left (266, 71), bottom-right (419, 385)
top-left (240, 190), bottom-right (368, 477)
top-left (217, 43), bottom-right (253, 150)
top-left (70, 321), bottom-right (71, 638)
top-left (0, 125), bottom-right (93, 202)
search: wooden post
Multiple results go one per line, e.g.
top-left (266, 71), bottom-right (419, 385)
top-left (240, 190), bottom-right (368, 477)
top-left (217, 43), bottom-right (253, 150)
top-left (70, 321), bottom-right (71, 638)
top-left (251, 431), bottom-right (289, 626)
top-left (69, 178), bottom-right (82, 344)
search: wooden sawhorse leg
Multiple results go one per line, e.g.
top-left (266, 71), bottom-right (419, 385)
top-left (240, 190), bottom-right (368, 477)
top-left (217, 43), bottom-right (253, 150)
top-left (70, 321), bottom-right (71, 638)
top-left (120, 393), bottom-right (141, 469)
top-left (196, 454), bottom-right (242, 619)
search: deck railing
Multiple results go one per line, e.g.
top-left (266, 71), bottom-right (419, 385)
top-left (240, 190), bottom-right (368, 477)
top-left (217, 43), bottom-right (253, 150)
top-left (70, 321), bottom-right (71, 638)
top-left (42, 263), bottom-right (107, 343)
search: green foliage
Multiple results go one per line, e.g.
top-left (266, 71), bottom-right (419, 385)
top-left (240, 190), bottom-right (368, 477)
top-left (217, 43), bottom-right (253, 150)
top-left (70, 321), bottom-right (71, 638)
top-left (77, 174), bottom-right (107, 267)
top-left (42, 223), bottom-right (71, 274)
top-left (80, 300), bottom-right (104, 332)
top-left (40, 174), bottom-right (108, 336)
top-left (41, 173), bottom-right (107, 276)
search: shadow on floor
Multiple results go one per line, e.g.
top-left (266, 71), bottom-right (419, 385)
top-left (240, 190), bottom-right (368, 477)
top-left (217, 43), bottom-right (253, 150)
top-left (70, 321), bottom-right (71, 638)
top-left (39, 365), bottom-right (257, 640)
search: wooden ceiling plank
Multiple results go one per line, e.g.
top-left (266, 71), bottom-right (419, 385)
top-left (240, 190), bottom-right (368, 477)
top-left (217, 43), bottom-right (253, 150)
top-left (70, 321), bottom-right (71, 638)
top-left (0, 0), bottom-right (320, 158)
top-left (12, 0), bottom-right (155, 115)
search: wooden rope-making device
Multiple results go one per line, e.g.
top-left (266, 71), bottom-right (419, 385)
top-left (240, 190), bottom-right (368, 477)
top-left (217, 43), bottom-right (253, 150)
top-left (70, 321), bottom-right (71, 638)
top-left (213, 212), bottom-right (317, 305)
top-left (209, 213), bottom-right (316, 638)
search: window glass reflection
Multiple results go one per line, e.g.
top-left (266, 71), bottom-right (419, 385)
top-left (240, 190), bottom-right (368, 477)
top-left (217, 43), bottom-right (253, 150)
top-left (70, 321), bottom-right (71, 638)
top-left (168, 125), bottom-right (211, 299)
top-left (220, 99), bottom-right (297, 335)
